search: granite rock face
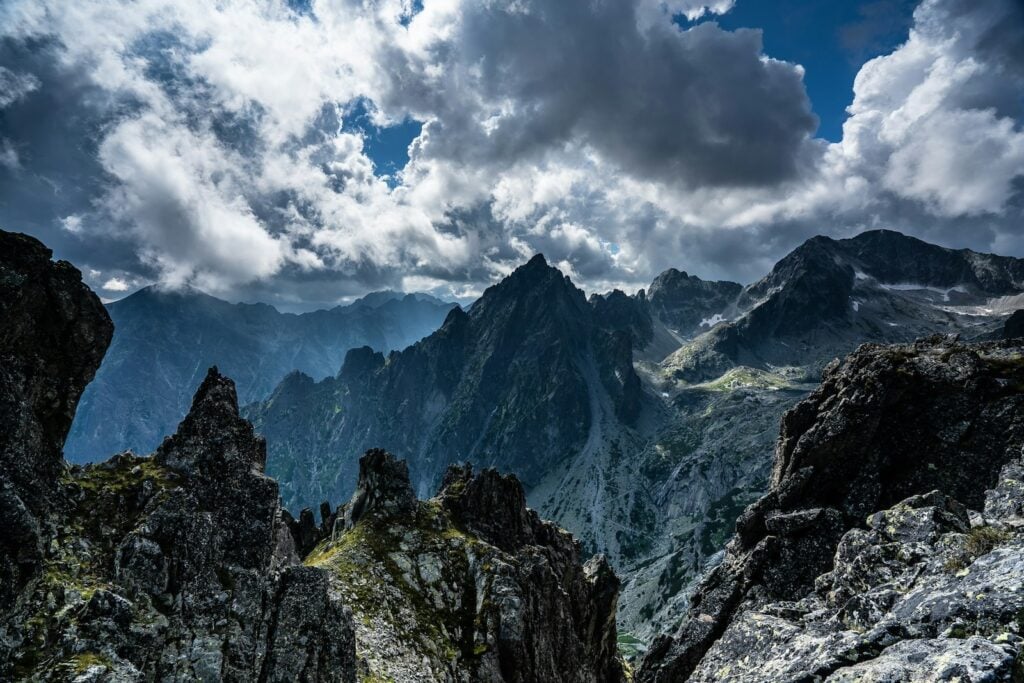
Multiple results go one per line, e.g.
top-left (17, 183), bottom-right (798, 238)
top-left (306, 449), bottom-right (626, 683)
top-left (645, 268), bottom-right (741, 337)
top-left (0, 230), bottom-right (356, 681)
top-left (0, 231), bottom-right (113, 612)
top-left (638, 337), bottom-right (1024, 681)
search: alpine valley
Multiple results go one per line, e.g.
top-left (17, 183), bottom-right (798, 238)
top-left (4, 226), bottom-right (1024, 682)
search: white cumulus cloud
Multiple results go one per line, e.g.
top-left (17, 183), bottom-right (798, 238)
top-left (0, 0), bottom-right (1020, 305)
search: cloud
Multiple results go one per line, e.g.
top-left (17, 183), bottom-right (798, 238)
top-left (840, 0), bottom-right (1024, 218)
top-left (0, 66), bottom-right (39, 108)
top-left (386, 0), bottom-right (818, 187)
top-left (97, 111), bottom-right (292, 290)
top-left (102, 277), bottom-right (130, 292)
top-left (0, 0), bottom-right (1021, 308)
top-left (60, 215), bottom-right (83, 233)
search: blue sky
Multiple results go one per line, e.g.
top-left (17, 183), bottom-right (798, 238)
top-left (361, 1), bottom-right (919, 176)
top-left (344, 99), bottom-right (423, 183)
top-left (687, 1), bottom-right (918, 141)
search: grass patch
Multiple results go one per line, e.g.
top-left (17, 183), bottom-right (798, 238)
top-left (617, 632), bottom-right (645, 659)
top-left (944, 526), bottom-right (1012, 572)
top-left (698, 366), bottom-right (792, 392)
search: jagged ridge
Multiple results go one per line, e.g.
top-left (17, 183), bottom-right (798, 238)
top-left (249, 253), bottom-right (650, 512)
top-left (0, 231), bottom-right (356, 681)
top-left (304, 449), bottom-right (625, 682)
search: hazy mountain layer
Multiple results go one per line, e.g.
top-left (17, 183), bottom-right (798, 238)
top-left (65, 286), bottom-right (455, 461)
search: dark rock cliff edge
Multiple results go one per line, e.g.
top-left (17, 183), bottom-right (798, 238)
top-left (638, 336), bottom-right (1024, 681)
top-left (0, 232), bottom-right (355, 680)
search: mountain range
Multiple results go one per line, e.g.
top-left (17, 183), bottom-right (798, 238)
top-left (247, 229), bottom-right (1020, 643)
top-left (65, 286), bottom-right (455, 461)
top-left (0, 230), bottom-right (621, 681)
top-left (36, 225), bottom-right (1024, 651)
top-left (3, 227), bottom-right (1024, 680)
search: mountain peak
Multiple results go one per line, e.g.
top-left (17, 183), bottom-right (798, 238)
top-left (507, 252), bottom-right (561, 283)
top-left (484, 252), bottom-right (579, 301)
top-left (343, 449), bottom-right (417, 528)
top-left (189, 366), bottom-right (239, 416)
top-left (525, 252), bottom-right (548, 268)
top-left (438, 464), bottom-right (538, 552)
top-left (156, 366), bottom-right (268, 477)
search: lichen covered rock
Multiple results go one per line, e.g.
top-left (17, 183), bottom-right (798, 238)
top-left (2, 371), bottom-right (357, 681)
top-left (307, 451), bottom-right (626, 682)
top-left (638, 337), bottom-right (1024, 681)
top-left (0, 230), bottom-right (356, 681)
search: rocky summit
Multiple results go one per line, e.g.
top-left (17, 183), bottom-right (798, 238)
top-left (2, 367), bottom-right (356, 677)
top-left (248, 253), bottom-right (651, 514)
top-left (638, 336), bottom-right (1024, 681)
top-left (0, 233), bottom-right (355, 680)
top-left (306, 449), bottom-right (625, 682)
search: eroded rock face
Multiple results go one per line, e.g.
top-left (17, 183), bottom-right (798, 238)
top-left (344, 447), bottom-right (417, 528)
top-left (307, 450), bottom-right (626, 683)
top-left (683, 470), bottom-right (1024, 682)
top-left (638, 337), bottom-right (1024, 682)
top-left (0, 230), bottom-right (355, 681)
top-left (2, 371), bottom-right (357, 681)
top-left (0, 231), bottom-right (113, 611)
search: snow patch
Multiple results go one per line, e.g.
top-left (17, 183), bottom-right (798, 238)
top-left (941, 292), bottom-right (1024, 317)
top-left (700, 313), bottom-right (727, 328)
top-left (851, 299), bottom-right (860, 312)
top-left (877, 282), bottom-right (969, 302)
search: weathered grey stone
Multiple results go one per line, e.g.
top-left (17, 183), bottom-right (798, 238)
top-left (639, 338), bottom-right (1024, 682)
top-left (825, 636), bottom-right (1020, 682)
top-left (309, 453), bottom-right (627, 682)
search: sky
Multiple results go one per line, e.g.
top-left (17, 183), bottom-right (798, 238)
top-left (0, 0), bottom-right (1022, 310)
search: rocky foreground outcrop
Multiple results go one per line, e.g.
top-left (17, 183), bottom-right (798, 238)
top-left (0, 232), bottom-right (355, 681)
top-left (0, 232), bottom-right (113, 613)
top-left (638, 336), bottom-right (1024, 681)
top-left (305, 449), bottom-right (626, 682)
top-left (1, 366), bottom-right (357, 681)
top-left (1, 229), bottom-right (626, 682)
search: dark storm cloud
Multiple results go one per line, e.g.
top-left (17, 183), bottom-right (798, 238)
top-left (383, 0), bottom-right (820, 187)
top-left (0, 37), bottom-right (148, 276)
